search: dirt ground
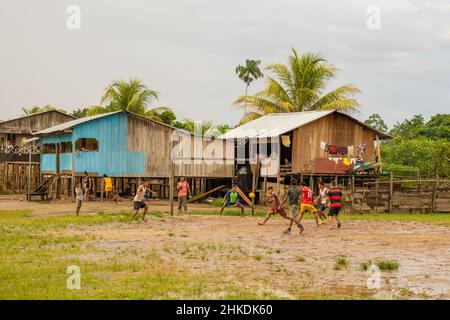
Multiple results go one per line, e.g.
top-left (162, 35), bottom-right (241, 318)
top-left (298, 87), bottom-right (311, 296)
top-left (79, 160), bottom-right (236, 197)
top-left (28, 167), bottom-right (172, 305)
top-left (1, 195), bottom-right (449, 299)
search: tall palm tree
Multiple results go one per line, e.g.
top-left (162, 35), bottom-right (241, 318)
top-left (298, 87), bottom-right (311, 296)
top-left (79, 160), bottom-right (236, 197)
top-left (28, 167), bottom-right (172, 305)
top-left (235, 49), bottom-right (360, 124)
top-left (101, 78), bottom-right (159, 115)
top-left (235, 59), bottom-right (263, 116)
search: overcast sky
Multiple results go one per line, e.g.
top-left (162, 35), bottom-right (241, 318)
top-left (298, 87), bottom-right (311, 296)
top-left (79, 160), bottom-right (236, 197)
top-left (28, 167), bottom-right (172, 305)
top-left (0, 0), bottom-right (449, 127)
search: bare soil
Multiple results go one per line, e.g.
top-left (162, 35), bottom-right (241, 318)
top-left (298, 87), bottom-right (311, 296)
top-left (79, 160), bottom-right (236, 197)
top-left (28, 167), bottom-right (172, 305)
top-left (1, 195), bottom-right (449, 299)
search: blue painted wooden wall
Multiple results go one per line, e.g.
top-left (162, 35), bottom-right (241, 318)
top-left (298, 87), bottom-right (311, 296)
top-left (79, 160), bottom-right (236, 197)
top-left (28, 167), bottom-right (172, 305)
top-left (40, 113), bottom-right (147, 176)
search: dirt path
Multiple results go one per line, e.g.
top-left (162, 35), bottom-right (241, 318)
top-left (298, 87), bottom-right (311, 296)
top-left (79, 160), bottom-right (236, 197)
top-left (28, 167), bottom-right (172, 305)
top-left (2, 196), bottom-right (449, 299)
top-left (69, 215), bottom-right (449, 299)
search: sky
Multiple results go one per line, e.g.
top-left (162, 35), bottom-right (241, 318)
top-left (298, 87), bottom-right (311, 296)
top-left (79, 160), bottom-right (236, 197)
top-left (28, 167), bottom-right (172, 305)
top-left (0, 0), bottom-right (449, 128)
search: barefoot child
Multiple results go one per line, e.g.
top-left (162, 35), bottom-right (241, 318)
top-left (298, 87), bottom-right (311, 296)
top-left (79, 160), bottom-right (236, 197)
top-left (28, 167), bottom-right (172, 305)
top-left (112, 186), bottom-right (121, 204)
top-left (220, 185), bottom-right (244, 216)
top-left (281, 178), bottom-right (304, 234)
top-left (130, 181), bottom-right (158, 222)
top-left (258, 186), bottom-right (289, 225)
top-left (75, 182), bottom-right (83, 216)
top-left (327, 181), bottom-right (343, 229)
top-left (315, 181), bottom-right (329, 224)
top-left (298, 181), bottom-right (320, 227)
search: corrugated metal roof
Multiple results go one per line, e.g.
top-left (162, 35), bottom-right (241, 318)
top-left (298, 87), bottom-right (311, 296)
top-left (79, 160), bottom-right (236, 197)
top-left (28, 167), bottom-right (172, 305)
top-left (34, 111), bottom-right (122, 135)
top-left (220, 110), bottom-right (335, 139)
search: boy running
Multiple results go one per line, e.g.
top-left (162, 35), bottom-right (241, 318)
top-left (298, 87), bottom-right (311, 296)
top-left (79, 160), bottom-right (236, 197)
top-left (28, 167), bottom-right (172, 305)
top-left (130, 181), bottom-right (158, 222)
top-left (315, 181), bottom-right (328, 224)
top-left (327, 182), bottom-right (343, 229)
top-left (220, 185), bottom-right (244, 216)
top-left (281, 179), bottom-right (304, 234)
top-left (298, 181), bottom-right (320, 227)
top-left (258, 186), bottom-right (289, 225)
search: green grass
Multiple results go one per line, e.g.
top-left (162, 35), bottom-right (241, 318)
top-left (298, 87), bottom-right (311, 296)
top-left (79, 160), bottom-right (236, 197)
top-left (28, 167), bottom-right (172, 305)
top-left (340, 213), bottom-right (450, 225)
top-left (360, 260), bottom-right (400, 271)
top-left (0, 210), bottom-right (292, 299)
top-left (295, 255), bottom-right (305, 262)
top-left (334, 255), bottom-right (349, 270)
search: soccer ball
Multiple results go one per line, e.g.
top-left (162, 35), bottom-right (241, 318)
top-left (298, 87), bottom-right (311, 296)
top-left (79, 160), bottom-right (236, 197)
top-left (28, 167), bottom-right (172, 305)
top-left (249, 192), bottom-right (256, 199)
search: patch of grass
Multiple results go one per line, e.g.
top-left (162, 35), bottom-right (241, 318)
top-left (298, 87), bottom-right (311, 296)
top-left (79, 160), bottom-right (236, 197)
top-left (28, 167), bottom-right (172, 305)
top-left (295, 255), bottom-right (305, 262)
top-left (360, 259), bottom-right (400, 271)
top-left (341, 213), bottom-right (450, 226)
top-left (334, 255), bottom-right (349, 270)
top-left (253, 255), bottom-right (263, 261)
top-left (187, 209), bottom-right (266, 217)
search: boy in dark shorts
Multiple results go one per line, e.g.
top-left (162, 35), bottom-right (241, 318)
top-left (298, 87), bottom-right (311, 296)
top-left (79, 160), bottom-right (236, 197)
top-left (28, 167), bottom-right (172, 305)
top-left (131, 181), bottom-right (158, 222)
top-left (258, 186), bottom-right (289, 225)
top-left (327, 182), bottom-right (343, 229)
top-left (281, 178), bottom-right (304, 234)
top-left (220, 185), bottom-right (244, 216)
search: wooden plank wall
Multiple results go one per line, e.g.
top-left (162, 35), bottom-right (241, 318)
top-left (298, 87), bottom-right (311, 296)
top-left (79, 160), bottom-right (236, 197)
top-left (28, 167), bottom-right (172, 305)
top-left (128, 114), bottom-right (234, 178)
top-left (0, 162), bottom-right (40, 193)
top-left (343, 183), bottom-right (450, 213)
top-left (292, 113), bottom-right (376, 173)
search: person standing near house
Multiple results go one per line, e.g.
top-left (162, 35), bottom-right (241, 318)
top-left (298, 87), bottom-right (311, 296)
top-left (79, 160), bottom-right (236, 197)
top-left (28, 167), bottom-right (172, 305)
top-left (131, 180), bottom-right (158, 222)
top-left (103, 174), bottom-right (113, 200)
top-left (75, 182), bottom-right (84, 216)
top-left (315, 181), bottom-right (329, 224)
top-left (177, 177), bottom-right (190, 213)
top-left (82, 171), bottom-right (92, 202)
top-left (327, 181), bottom-right (343, 229)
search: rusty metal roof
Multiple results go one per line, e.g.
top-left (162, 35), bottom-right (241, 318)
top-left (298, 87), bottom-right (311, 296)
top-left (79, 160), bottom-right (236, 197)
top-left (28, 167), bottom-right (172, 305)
top-left (220, 110), bottom-right (391, 139)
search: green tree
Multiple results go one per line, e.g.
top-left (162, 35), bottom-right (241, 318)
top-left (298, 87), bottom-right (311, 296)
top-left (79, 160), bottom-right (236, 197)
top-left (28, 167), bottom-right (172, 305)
top-left (216, 124), bottom-right (232, 135)
top-left (71, 108), bottom-right (90, 118)
top-left (22, 105), bottom-right (66, 115)
top-left (381, 138), bottom-right (449, 178)
top-left (419, 114), bottom-right (450, 140)
top-left (364, 113), bottom-right (388, 133)
top-left (235, 59), bottom-right (263, 116)
top-left (145, 107), bottom-right (176, 125)
top-left (179, 118), bottom-right (215, 136)
top-left (101, 78), bottom-right (159, 115)
top-left (235, 49), bottom-right (360, 124)
top-left (389, 115), bottom-right (425, 140)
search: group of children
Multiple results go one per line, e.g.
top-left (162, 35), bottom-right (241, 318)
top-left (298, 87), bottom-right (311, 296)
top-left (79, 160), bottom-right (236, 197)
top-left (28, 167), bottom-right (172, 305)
top-left (74, 172), bottom-right (343, 232)
top-left (259, 179), bottom-right (343, 233)
top-left (218, 178), bottom-right (343, 232)
top-left (74, 172), bottom-right (122, 216)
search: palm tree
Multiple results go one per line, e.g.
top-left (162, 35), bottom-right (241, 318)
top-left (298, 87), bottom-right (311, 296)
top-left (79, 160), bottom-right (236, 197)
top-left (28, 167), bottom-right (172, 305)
top-left (145, 106), bottom-right (176, 125)
top-left (235, 59), bottom-right (263, 116)
top-left (235, 49), bottom-right (360, 124)
top-left (22, 105), bottom-right (66, 115)
top-left (101, 78), bottom-right (159, 115)
top-left (179, 118), bottom-right (215, 136)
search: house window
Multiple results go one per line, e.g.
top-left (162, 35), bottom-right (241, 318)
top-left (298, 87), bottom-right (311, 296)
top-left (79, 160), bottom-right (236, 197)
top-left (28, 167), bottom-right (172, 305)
top-left (61, 141), bottom-right (73, 153)
top-left (42, 143), bottom-right (56, 154)
top-left (75, 138), bottom-right (99, 152)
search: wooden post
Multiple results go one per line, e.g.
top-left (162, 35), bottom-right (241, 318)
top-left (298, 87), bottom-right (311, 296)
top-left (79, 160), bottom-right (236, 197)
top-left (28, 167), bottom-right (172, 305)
top-left (375, 178), bottom-right (379, 213)
top-left (55, 143), bottom-right (61, 200)
top-left (351, 175), bottom-right (355, 211)
top-left (27, 143), bottom-right (32, 201)
top-left (389, 171), bottom-right (394, 213)
top-left (431, 173), bottom-right (438, 212)
top-left (169, 139), bottom-right (175, 216)
top-left (100, 177), bottom-right (104, 202)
